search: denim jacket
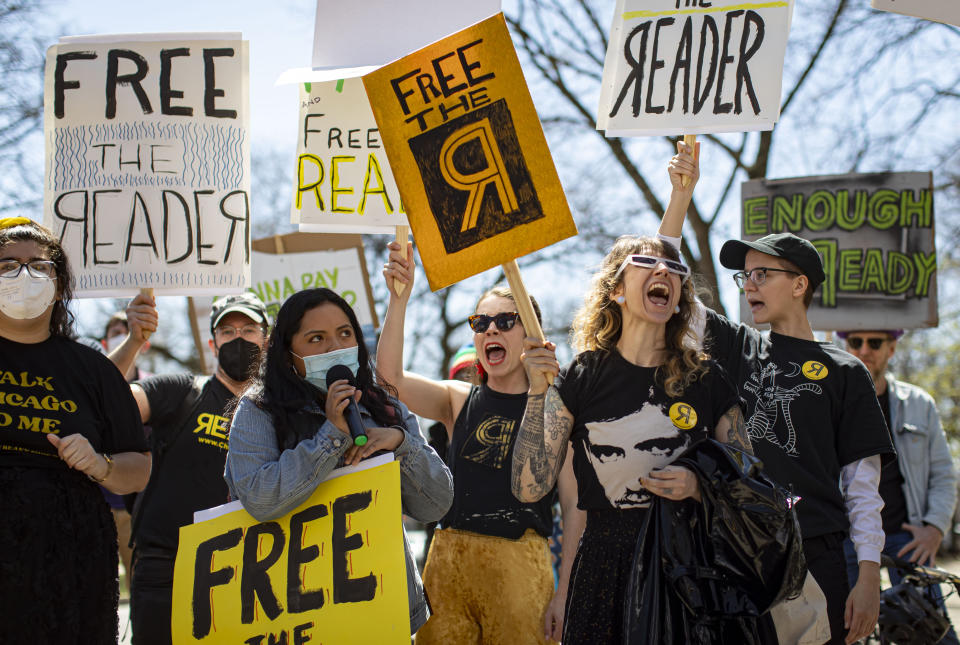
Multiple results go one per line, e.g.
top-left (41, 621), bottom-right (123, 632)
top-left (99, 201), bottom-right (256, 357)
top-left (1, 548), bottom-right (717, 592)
top-left (224, 394), bottom-right (454, 634)
top-left (886, 374), bottom-right (957, 536)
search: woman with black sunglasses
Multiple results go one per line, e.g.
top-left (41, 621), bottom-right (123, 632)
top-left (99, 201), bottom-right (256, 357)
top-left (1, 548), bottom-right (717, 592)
top-left (379, 243), bottom-right (585, 644)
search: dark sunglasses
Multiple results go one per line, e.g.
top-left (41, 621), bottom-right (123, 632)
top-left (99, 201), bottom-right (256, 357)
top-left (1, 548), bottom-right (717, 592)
top-left (467, 312), bottom-right (520, 333)
top-left (846, 337), bottom-right (888, 350)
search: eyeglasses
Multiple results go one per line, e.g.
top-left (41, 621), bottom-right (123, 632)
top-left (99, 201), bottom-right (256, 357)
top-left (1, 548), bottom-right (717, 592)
top-left (215, 324), bottom-right (265, 342)
top-left (0, 259), bottom-right (56, 280)
top-left (467, 312), bottom-right (520, 333)
top-left (732, 267), bottom-right (800, 288)
top-left (846, 337), bottom-right (888, 351)
top-left (615, 255), bottom-right (690, 281)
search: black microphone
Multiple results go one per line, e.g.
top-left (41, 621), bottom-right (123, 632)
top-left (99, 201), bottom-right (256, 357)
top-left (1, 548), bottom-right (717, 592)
top-left (325, 364), bottom-right (368, 447)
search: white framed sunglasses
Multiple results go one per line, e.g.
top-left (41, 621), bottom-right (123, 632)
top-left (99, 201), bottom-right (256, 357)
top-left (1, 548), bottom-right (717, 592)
top-left (615, 254), bottom-right (690, 281)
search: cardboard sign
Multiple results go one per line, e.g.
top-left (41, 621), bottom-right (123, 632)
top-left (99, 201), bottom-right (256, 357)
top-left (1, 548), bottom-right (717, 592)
top-left (740, 172), bottom-right (938, 331)
top-left (172, 460), bottom-right (410, 644)
top-left (293, 77), bottom-right (407, 233)
top-left (363, 13), bottom-right (577, 290)
top-left (871, 0), bottom-right (960, 27)
top-left (249, 235), bottom-right (378, 327)
top-left (597, 0), bottom-right (795, 136)
top-left (43, 35), bottom-right (251, 296)
top-left (311, 0), bottom-right (501, 70)
top-left (191, 232), bottom-right (379, 375)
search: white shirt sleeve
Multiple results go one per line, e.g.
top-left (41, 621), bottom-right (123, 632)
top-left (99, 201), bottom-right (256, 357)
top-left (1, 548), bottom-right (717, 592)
top-left (840, 454), bottom-right (884, 565)
top-left (657, 233), bottom-right (682, 253)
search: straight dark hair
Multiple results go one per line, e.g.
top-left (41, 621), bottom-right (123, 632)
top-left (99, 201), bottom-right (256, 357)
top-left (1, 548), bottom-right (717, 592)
top-left (243, 288), bottom-right (399, 450)
top-left (0, 220), bottom-right (75, 337)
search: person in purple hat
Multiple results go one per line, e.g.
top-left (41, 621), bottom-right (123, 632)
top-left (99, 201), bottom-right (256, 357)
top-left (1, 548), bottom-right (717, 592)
top-left (657, 149), bottom-right (895, 644)
top-left (839, 329), bottom-right (958, 644)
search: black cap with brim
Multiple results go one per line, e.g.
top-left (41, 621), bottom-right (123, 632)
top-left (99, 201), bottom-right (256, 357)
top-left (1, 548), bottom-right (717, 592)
top-left (720, 232), bottom-right (826, 289)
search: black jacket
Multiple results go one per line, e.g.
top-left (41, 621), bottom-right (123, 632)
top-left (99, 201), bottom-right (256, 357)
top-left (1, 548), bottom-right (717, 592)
top-left (624, 439), bottom-right (805, 644)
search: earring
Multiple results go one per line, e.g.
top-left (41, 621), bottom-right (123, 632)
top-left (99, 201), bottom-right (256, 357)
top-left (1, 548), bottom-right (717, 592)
top-left (616, 296), bottom-right (625, 304)
top-left (674, 305), bottom-right (680, 313)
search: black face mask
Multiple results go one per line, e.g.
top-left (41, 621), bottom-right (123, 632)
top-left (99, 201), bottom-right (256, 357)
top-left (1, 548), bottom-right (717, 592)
top-left (218, 338), bottom-right (261, 382)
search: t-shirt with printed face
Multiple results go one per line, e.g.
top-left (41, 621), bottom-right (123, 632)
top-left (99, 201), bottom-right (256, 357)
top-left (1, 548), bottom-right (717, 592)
top-left (0, 335), bottom-right (147, 467)
top-left (556, 349), bottom-right (740, 511)
top-left (703, 309), bottom-right (894, 539)
top-left (134, 373), bottom-right (233, 550)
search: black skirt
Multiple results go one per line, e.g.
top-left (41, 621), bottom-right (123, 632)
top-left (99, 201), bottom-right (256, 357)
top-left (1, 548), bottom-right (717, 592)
top-left (563, 508), bottom-right (649, 645)
top-left (0, 466), bottom-right (119, 644)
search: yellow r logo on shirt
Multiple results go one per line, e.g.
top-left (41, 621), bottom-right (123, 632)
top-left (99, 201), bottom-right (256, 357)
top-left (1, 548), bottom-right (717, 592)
top-left (669, 402), bottom-right (697, 430)
top-left (802, 361), bottom-right (828, 380)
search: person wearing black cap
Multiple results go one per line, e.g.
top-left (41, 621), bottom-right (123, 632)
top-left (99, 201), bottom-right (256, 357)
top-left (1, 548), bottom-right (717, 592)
top-left (108, 291), bottom-right (270, 645)
top-left (658, 152), bottom-right (894, 645)
top-left (838, 329), bottom-right (958, 645)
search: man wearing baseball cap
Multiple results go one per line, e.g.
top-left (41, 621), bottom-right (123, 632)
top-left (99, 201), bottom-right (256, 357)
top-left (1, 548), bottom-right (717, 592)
top-left (107, 291), bottom-right (270, 645)
top-left (659, 152), bottom-right (894, 644)
top-left (838, 328), bottom-right (958, 644)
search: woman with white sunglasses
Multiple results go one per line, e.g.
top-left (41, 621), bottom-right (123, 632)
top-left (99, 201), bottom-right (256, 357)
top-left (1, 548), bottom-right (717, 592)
top-left (511, 144), bottom-right (754, 643)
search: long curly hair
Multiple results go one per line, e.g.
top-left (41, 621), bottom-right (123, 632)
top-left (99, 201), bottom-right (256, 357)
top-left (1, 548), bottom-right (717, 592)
top-left (570, 235), bottom-right (707, 397)
top-left (243, 288), bottom-right (400, 450)
top-left (0, 218), bottom-right (75, 337)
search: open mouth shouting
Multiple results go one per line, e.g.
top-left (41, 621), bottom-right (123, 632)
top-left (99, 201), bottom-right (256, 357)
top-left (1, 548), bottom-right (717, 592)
top-left (646, 282), bottom-right (672, 310)
top-left (484, 341), bottom-right (507, 366)
top-left (747, 296), bottom-right (765, 315)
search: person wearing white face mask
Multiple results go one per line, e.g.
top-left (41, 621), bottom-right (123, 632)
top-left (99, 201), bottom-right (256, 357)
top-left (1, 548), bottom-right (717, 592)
top-left (109, 291), bottom-right (270, 645)
top-left (224, 287), bottom-right (453, 635)
top-left (0, 217), bottom-right (151, 644)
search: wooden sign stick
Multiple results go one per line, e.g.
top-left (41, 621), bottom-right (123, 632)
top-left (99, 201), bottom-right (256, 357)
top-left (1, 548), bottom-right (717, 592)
top-left (502, 259), bottom-right (553, 385)
top-left (680, 134), bottom-right (697, 188)
top-left (393, 225), bottom-right (410, 296)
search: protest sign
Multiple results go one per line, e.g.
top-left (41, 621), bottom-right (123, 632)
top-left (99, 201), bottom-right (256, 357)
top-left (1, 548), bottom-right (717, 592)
top-left (250, 232), bottom-right (378, 328)
top-left (292, 77), bottom-right (406, 234)
top-left (740, 172), bottom-right (938, 330)
top-left (190, 232), bottom-right (378, 374)
top-left (43, 34), bottom-right (250, 296)
top-left (362, 13), bottom-right (577, 291)
top-left (871, 0), bottom-right (960, 26)
top-left (597, 0), bottom-right (795, 136)
top-left (172, 459), bottom-right (409, 644)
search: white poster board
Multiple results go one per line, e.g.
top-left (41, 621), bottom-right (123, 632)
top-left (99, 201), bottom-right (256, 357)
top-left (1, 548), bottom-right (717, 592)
top-left (871, 0), bottom-right (960, 26)
top-left (597, 0), bottom-right (794, 136)
top-left (43, 34), bottom-right (251, 296)
top-left (292, 77), bottom-right (406, 233)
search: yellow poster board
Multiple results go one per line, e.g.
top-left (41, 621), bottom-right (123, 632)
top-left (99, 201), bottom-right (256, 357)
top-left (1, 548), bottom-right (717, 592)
top-left (171, 461), bottom-right (409, 644)
top-left (363, 13), bottom-right (577, 291)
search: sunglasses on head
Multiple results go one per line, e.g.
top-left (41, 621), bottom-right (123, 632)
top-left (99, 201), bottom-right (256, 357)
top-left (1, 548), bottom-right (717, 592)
top-left (615, 254), bottom-right (690, 281)
top-left (846, 337), bottom-right (888, 350)
top-left (468, 312), bottom-right (520, 333)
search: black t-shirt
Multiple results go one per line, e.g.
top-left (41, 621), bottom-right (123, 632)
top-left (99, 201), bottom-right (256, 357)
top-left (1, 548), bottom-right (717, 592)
top-left (704, 309), bottom-right (894, 539)
top-left (876, 389), bottom-right (908, 534)
top-left (135, 373), bottom-right (233, 550)
top-left (442, 384), bottom-right (555, 539)
top-left (0, 335), bottom-right (146, 467)
top-left (556, 349), bottom-right (740, 510)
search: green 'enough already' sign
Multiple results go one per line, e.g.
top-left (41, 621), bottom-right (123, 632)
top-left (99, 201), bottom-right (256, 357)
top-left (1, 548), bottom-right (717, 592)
top-left (740, 171), bottom-right (937, 331)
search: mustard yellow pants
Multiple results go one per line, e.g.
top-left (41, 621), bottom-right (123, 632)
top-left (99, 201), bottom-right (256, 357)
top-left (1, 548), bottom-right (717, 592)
top-left (416, 528), bottom-right (555, 645)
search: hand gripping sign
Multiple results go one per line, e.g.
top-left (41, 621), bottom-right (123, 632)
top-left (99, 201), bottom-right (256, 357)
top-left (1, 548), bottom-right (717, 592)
top-left (43, 34), bottom-right (251, 297)
top-left (172, 458), bottom-right (410, 644)
top-left (362, 13), bottom-right (577, 348)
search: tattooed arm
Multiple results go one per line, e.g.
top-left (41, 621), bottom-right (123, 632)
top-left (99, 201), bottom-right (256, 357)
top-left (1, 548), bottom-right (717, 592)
top-left (713, 405), bottom-right (754, 454)
top-left (512, 386), bottom-right (575, 502)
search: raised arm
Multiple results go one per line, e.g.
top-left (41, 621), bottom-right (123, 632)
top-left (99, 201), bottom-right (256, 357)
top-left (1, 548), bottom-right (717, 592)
top-left (713, 404), bottom-right (753, 455)
top-left (108, 292), bottom-right (157, 381)
top-left (658, 141), bottom-right (700, 240)
top-left (378, 240), bottom-right (468, 431)
top-left (511, 339), bottom-right (573, 503)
